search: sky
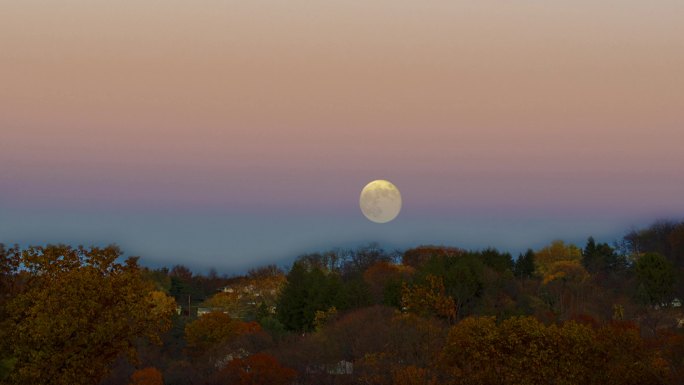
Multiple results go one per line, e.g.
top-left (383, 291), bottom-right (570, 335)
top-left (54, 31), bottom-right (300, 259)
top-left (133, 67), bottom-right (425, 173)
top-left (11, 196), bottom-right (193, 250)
top-left (1, 1), bottom-right (683, 272)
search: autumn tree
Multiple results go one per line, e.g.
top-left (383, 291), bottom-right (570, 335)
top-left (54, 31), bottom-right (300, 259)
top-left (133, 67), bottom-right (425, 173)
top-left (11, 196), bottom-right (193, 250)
top-left (388, 313), bottom-right (447, 368)
top-left (534, 240), bottom-right (582, 276)
top-left (658, 330), bottom-right (684, 381)
top-left (391, 365), bottom-right (438, 385)
top-left (319, 306), bottom-right (397, 360)
top-left (0, 243), bottom-right (14, 309)
top-left (440, 316), bottom-right (666, 385)
top-left (0, 244), bottom-right (20, 381)
top-left (1, 245), bottom-right (176, 385)
top-left (184, 312), bottom-right (261, 354)
top-left (203, 290), bottom-right (252, 319)
top-left (363, 261), bottom-right (414, 305)
top-left (208, 353), bottom-right (296, 385)
top-left (595, 321), bottom-right (672, 384)
top-left (476, 266), bottom-right (520, 319)
top-left (129, 367), bottom-right (163, 385)
top-left (402, 275), bottom-right (456, 323)
top-left (541, 260), bottom-right (590, 317)
top-left (354, 311), bottom-right (446, 385)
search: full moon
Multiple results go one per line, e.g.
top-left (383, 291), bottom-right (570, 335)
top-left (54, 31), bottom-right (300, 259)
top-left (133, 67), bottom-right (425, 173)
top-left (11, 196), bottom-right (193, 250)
top-left (359, 179), bottom-right (402, 223)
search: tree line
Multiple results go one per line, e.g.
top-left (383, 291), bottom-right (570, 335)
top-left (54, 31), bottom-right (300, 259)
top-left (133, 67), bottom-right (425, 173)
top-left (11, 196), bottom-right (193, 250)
top-left (1, 219), bottom-right (684, 384)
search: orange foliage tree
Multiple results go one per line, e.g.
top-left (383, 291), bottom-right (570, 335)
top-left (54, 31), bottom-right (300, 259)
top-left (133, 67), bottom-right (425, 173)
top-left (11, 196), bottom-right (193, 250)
top-left (129, 367), bottom-right (163, 385)
top-left (211, 353), bottom-right (296, 385)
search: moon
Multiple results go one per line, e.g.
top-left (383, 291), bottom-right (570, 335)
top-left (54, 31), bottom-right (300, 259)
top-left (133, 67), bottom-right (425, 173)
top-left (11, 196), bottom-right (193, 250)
top-left (359, 179), bottom-right (402, 223)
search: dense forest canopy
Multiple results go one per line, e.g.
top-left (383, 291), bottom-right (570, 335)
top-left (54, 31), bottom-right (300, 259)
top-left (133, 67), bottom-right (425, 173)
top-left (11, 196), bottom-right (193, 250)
top-left (2, 219), bottom-right (684, 384)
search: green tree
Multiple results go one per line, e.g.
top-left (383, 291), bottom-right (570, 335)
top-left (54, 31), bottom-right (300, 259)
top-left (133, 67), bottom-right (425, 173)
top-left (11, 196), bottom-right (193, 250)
top-left (168, 264), bottom-right (206, 306)
top-left (479, 248), bottom-right (513, 273)
top-left (583, 237), bottom-right (623, 274)
top-left (635, 252), bottom-right (676, 306)
top-left (418, 252), bottom-right (484, 319)
top-left (513, 249), bottom-right (535, 279)
top-left (623, 220), bottom-right (684, 304)
top-left (1, 245), bottom-right (176, 385)
top-left (258, 316), bottom-right (287, 340)
top-left (143, 267), bottom-right (172, 293)
top-left (276, 261), bottom-right (345, 331)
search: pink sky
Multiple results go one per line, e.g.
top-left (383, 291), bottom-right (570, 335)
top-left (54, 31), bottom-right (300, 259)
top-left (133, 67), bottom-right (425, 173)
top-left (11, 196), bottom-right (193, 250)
top-left (1, 1), bottom-right (683, 269)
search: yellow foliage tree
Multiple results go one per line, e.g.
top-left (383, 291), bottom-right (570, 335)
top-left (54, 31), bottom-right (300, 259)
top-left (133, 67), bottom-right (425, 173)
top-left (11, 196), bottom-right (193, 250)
top-left (534, 240), bottom-right (582, 276)
top-left (313, 306), bottom-right (338, 331)
top-left (202, 291), bottom-right (250, 318)
top-left (392, 365), bottom-right (437, 385)
top-left (401, 275), bottom-right (456, 323)
top-left (184, 311), bottom-right (261, 354)
top-left (541, 260), bottom-right (590, 317)
top-left (440, 316), bottom-right (666, 385)
top-left (2, 245), bottom-right (176, 385)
